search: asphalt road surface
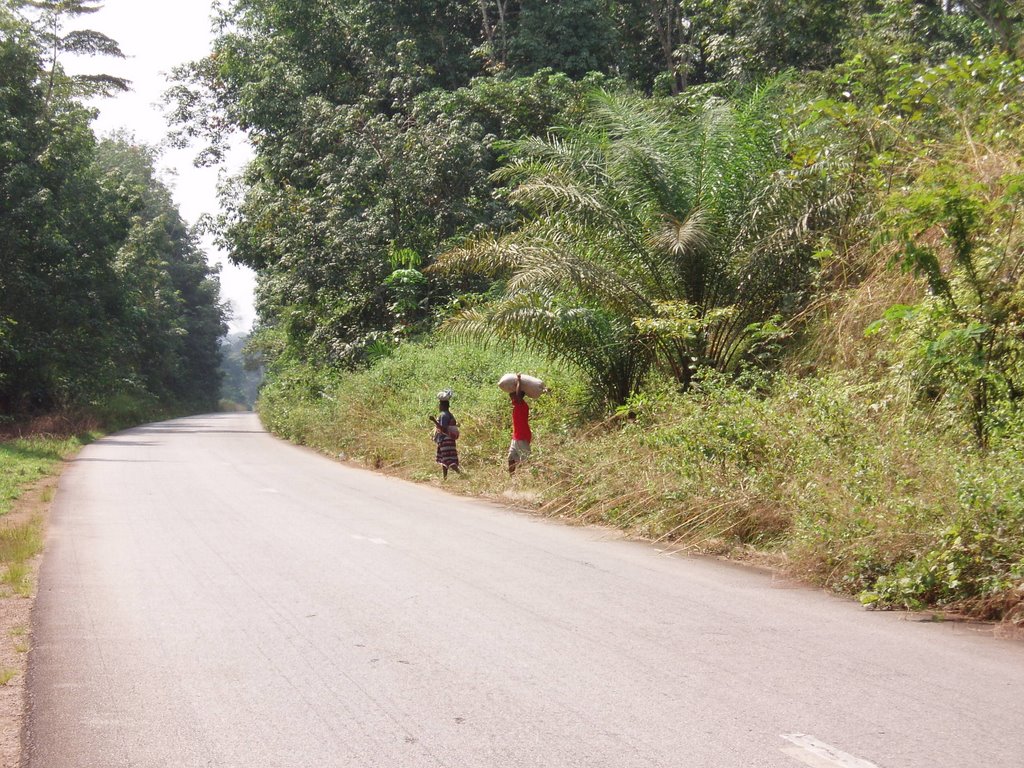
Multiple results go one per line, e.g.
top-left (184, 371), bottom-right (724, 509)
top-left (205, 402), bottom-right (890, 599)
top-left (25, 413), bottom-right (1024, 767)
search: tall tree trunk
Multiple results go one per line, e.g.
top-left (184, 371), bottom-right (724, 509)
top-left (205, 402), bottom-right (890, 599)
top-left (647, 0), bottom-right (683, 94)
top-left (479, 0), bottom-right (495, 48)
top-left (477, 0), bottom-right (512, 67)
top-left (962, 0), bottom-right (1022, 57)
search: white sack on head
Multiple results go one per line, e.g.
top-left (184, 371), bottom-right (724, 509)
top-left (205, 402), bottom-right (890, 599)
top-left (497, 373), bottom-right (546, 398)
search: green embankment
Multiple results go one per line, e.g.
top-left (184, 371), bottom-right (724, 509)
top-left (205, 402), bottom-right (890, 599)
top-left (0, 436), bottom-right (84, 518)
top-left (258, 339), bottom-right (1024, 622)
top-left (0, 435), bottom-right (88, 596)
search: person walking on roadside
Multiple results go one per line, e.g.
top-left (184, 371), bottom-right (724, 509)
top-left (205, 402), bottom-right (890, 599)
top-left (433, 389), bottom-right (460, 479)
top-left (507, 374), bottom-right (531, 475)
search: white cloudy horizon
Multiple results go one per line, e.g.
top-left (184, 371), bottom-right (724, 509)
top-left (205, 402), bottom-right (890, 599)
top-left (64, 0), bottom-right (257, 334)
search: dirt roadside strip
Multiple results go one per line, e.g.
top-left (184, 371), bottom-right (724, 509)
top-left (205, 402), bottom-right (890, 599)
top-left (0, 474), bottom-right (53, 768)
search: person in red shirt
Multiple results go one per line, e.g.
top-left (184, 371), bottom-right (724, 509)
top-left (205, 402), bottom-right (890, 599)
top-left (507, 374), bottom-right (532, 475)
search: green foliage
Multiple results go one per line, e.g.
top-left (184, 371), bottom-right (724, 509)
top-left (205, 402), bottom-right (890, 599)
top-left (0, 6), bottom-right (227, 419)
top-left (198, 66), bottom-right (598, 368)
top-left (844, 0), bottom-right (992, 68)
top-left (862, 519), bottom-right (1024, 612)
top-left (164, 0), bottom-right (482, 163)
top-left (0, 435), bottom-right (82, 517)
top-left (723, 0), bottom-right (852, 79)
top-left (508, 0), bottom-right (619, 79)
top-left (258, 337), bottom-right (585, 472)
top-left (960, 0), bottom-right (1024, 57)
top-left (437, 85), bottom-right (848, 404)
top-left (852, 52), bottom-right (1024, 445)
top-left (416, 69), bottom-right (608, 141)
top-left (222, 97), bottom-right (500, 365)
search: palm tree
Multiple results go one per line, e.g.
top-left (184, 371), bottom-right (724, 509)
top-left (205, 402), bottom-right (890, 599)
top-left (436, 83), bottom-right (848, 405)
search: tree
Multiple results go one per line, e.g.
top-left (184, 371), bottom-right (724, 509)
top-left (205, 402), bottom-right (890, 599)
top-left (0, 5), bottom-right (225, 415)
top-left (722, 0), bottom-right (852, 80)
top-left (436, 85), bottom-right (848, 404)
top-left (0, 4), bottom-right (122, 411)
top-left (508, 0), bottom-right (619, 79)
top-left (477, 0), bottom-right (515, 68)
top-left (216, 94), bottom-right (504, 365)
top-left (961, 1), bottom-right (1024, 56)
top-left (94, 138), bottom-right (228, 409)
top-left (16, 0), bottom-right (129, 103)
top-left (165, 0), bottom-right (482, 165)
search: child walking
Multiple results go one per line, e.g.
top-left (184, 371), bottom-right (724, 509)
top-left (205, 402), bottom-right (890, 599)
top-left (433, 389), bottom-right (460, 479)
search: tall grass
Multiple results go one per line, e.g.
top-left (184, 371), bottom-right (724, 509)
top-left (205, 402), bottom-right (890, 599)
top-left (259, 338), bottom-right (1024, 622)
top-left (259, 339), bottom-right (588, 485)
top-left (0, 436), bottom-right (72, 598)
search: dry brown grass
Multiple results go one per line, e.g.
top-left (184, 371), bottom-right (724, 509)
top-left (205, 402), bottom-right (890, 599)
top-left (794, 251), bottom-right (923, 373)
top-left (0, 413), bottom-right (99, 441)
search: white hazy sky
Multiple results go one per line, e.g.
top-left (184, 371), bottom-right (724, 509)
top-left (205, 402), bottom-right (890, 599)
top-left (67, 0), bottom-right (257, 334)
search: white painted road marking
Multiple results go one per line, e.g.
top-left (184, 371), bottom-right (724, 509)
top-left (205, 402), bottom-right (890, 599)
top-left (350, 534), bottom-right (389, 545)
top-left (780, 734), bottom-right (883, 768)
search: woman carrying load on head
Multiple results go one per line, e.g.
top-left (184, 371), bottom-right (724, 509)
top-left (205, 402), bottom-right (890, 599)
top-left (507, 374), bottom-right (531, 475)
top-left (434, 389), bottom-right (460, 479)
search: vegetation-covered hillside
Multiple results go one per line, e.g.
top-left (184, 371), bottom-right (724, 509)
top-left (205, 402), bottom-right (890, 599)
top-left (169, 1), bottom-right (1024, 621)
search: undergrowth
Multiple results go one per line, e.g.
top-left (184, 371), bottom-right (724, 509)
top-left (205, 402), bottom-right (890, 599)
top-left (259, 338), bottom-right (1024, 624)
top-left (0, 436), bottom-right (67, 599)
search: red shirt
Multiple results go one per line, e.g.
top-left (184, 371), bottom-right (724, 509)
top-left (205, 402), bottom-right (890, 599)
top-left (511, 399), bottom-right (531, 442)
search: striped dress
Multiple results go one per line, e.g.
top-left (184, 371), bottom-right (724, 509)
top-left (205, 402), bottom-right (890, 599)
top-left (435, 412), bottom-right (459, 469)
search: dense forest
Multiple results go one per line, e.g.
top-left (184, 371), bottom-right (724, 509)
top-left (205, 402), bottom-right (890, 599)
top-left (0, 0), bottom-right (227, 427)
top-left (219, 332), bottom-right (263, 408)
top-left (164, 0), bottom-right (1024, 619)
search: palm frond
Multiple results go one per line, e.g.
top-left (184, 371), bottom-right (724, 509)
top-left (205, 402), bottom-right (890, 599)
top-left (507, 173), bottom-right (610, 219)
top-left (431, 231), bottom-right (541, 277)
top-left (504, 246), bottom-right (652, 315)
top-left (648, 207), bottom-right (713, 257)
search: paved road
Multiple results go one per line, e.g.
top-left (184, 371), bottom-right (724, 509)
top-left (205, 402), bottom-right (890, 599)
top-left (25, 413), bottom-right (1024, 767)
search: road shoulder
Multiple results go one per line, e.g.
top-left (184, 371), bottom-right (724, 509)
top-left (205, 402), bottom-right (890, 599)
top-left (0, 473), bottom-right (54, 768)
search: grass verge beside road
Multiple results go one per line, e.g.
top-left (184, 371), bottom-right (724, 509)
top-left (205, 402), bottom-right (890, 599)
top-left (0, 432), bottom-right (89, 767)
top-left (258, 338), bottom-right (1024, 625)
top-left (0, 435), bottom-right (87, 593)
top-left (0, 436), bottom-right (85, 518)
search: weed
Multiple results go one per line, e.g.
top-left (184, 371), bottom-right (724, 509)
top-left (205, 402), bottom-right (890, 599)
top-left (2, 564), bottom-right (29, 596)
top-left (0, 518), bottom-right (43, 565)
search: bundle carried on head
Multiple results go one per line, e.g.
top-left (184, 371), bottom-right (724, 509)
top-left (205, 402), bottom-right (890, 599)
top-left (497, 373), bottom-right (546, 398)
